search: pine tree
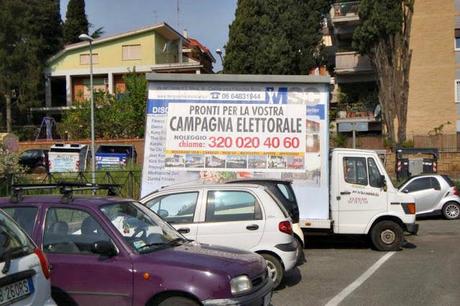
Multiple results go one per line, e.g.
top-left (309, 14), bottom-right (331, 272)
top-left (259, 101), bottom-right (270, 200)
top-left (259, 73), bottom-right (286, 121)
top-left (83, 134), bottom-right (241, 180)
top-left (63, 0), bottom-right (89, 44)
top-left (224, 0), bottom-right (332, 74)
top-left (352, 0), bottom-right (414, 144)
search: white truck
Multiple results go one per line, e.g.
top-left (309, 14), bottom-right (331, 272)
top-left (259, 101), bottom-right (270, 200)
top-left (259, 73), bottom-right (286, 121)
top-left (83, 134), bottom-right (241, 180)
top-left (140, 74), bottom-right (418, 251)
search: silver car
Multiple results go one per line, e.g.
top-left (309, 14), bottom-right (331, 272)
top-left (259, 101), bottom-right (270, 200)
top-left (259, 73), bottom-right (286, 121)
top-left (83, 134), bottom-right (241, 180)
top-left (0, 209), bottom-right (56, 306)
top-left (399, 175), bottom-right (460, 219)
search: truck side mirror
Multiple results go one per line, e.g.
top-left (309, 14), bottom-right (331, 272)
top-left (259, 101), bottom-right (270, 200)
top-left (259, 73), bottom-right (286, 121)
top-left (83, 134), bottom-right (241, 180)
top-left (379, 175), bottom-right (387, 189)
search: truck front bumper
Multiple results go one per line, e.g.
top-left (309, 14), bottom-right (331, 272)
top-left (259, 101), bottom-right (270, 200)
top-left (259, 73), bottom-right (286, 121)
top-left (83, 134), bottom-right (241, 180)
top-left (405, 223), bottom-right (419, 235)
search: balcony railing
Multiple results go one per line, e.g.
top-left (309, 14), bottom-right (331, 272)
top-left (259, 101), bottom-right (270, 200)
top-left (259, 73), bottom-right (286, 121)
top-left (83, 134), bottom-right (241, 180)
top-left (335, 51), bottom-right (373, 74)
top-left (331, 1), bottom-right (359, 22)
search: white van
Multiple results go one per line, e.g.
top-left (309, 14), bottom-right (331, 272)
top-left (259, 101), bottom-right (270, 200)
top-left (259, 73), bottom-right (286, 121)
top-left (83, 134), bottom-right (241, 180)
top-left (0, 210), bottom-right (55, 306)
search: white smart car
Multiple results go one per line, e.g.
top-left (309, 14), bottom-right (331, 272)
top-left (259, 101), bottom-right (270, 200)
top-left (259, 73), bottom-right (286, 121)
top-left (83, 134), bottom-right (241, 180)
top-left (140, 183), bottom-right (299, 288)
top-left (0, 209), bottom-right (56, 306)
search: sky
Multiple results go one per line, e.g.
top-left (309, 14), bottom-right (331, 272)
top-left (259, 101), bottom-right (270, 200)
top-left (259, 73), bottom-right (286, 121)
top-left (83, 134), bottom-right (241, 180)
top-left (60, 0), bottom-right (238, 71)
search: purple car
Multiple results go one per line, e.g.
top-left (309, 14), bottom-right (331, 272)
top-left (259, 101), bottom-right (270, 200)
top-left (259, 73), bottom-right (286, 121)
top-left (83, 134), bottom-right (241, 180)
top-left (0, 192), bottom-right (273, 306)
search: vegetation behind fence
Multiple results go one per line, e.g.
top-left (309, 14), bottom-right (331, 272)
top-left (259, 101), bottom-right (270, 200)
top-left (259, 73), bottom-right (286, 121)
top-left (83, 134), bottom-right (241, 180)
top-left (0, 170), bottom-right (142, 199)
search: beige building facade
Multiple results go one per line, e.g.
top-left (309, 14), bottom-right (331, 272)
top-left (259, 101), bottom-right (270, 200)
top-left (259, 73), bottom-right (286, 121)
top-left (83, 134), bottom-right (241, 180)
top-left (330, 0), bottom-right (460, 142)
top-left (406, 0), bottom-right (458, 137)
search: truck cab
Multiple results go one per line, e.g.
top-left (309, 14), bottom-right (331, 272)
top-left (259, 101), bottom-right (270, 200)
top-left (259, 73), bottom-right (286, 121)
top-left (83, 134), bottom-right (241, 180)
top-left (330, 149), bottom-right (418, 251)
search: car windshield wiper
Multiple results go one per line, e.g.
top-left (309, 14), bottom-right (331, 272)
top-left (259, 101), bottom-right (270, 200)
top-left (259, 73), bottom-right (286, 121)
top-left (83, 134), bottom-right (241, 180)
top-left (137, 237), bottom-right (188, 253)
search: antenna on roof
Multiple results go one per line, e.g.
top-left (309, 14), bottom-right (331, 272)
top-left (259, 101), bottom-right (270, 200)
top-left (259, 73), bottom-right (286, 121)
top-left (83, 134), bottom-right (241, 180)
top-left (177, 0), bottom-right (180, 30)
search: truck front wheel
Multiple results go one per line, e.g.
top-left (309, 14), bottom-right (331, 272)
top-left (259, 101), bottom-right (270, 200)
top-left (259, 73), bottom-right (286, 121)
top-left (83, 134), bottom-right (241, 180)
top-left (370, 220), bottom-right (403, 251)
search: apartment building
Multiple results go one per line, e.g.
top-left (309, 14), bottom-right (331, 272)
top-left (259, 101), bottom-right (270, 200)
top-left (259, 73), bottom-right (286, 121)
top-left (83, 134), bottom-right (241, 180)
top-left (43, 22), bottom-right (215, 110)
top-left (329, 0), bottom-right (460, 140)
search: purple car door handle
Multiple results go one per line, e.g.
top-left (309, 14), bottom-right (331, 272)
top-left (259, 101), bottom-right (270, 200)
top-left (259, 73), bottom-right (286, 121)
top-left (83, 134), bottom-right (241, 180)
top-left (177, 227), bottom-right (190, 234)
top-left (246, 224), bottom-right (259, 231)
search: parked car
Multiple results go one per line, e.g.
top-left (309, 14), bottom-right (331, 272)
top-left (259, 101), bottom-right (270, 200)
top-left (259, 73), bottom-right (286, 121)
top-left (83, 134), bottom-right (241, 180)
top-left (95, 144), bottom-right (137, 170)
top-left (226, 179), bottom-right (304, 247)
top-left (0, 209), bottom-right (55, 306)
top-left (0, 185), bottom-right (273, 306)
top-left (399, 174), bottom-right (460, 219)
top-left (140, 183), bottom-right (299, 288)
top-left (19, 149), bottom-right (49, 173)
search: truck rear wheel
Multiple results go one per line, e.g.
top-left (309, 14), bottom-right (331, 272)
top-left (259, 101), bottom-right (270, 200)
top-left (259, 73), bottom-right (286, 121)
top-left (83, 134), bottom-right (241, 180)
top-left (370, 220), bottom-right (403, 251)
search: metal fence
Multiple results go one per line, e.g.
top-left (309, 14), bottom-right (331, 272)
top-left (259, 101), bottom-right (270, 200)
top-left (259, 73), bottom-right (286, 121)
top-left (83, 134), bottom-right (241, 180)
top-left (413, 134), bottom-right (459, 152)
top-left (0, 170), bottom-right (142, 199)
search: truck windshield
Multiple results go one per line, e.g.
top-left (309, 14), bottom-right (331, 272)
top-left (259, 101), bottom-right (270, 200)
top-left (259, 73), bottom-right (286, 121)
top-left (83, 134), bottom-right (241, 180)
top-left (100, 201), bottom-right (186, 254)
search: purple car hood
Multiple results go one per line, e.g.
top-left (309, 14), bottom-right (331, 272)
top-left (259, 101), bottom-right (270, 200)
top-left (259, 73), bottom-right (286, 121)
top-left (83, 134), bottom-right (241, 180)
top-left (140, 241), bottom-right (266, 279)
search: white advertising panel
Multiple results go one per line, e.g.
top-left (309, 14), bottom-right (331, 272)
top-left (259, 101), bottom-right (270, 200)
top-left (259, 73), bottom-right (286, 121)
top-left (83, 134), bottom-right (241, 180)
top-left (141, 79), bottom-right (330, 219)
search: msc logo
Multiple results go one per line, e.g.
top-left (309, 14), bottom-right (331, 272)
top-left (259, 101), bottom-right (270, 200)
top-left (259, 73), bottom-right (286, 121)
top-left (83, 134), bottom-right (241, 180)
top-left (265, 87), bottom-right (288, 104)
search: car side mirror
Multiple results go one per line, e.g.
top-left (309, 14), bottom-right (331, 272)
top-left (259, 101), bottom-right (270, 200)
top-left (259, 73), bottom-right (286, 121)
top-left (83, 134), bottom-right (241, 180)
top-left (158, 209), bottom-right (169, 218)
top-left (92, 241), bottom-right (117, 257)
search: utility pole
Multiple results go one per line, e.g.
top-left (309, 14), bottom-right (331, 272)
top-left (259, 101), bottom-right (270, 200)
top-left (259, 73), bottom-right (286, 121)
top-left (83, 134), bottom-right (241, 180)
top-left (5, 92), bottom-right (12, 133)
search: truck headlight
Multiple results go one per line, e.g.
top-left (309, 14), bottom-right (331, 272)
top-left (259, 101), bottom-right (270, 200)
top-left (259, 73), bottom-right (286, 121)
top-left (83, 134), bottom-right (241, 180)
top-left (230, 275), bottom-right (252, 295)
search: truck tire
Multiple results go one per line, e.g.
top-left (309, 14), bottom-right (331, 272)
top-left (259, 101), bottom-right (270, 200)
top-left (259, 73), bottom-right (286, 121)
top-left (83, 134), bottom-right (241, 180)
top-left (261, 253), bottom-right (284, 289)
top-left (156, 296), bottom-right (199, 306)
top-left (442, 202), bottom-right (460, 220)
top-left (370, 220), bottom-right (403, 251)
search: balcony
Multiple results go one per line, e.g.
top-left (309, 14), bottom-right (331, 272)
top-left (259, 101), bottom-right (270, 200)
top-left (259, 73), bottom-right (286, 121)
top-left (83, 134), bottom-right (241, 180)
top-left (335, 51), bottom-right (373, 74)
top-left (331, 1), bottom-right (360, 23)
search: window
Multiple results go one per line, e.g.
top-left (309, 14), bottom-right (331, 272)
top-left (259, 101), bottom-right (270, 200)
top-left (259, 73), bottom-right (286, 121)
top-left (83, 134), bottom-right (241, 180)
top-left (205, 191), bottom-right (262, 222)
top-left (80, 53), bottom-right (99, 65)
top-left (404, 177), bottom-right (432, 193)
top-left (456, 80), bottom-right (460, 103)
top-left (2, 207), bottom-right (38, 236)
top-left (43, 208), bottom-right (111, 254)
top-left (146, 192), bottom-right (198, 224)
top-left (455, 29), bottom-right (460, 50)
top-left (277, 183), bottom-right (295, 202)
top-left (368, 158), bottom-right (382, 188)
top-left (343, 157), bottom-right (368, 185)
top-left (122, 44), bottom-right (141, 60)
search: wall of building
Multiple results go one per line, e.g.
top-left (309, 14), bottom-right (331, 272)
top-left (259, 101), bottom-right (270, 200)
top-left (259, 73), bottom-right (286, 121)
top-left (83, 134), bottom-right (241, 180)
top-left (48, 31), bottom-right (157, 73)
top-left (406, 0), bottom-right (457, 137)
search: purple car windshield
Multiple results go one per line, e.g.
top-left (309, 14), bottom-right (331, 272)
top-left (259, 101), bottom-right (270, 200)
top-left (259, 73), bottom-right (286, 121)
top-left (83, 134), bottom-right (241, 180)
top-left (100, 201), bottom-right (185, 254)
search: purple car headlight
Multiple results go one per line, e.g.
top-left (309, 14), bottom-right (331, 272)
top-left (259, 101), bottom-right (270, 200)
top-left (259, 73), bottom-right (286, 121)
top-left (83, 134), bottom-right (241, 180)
top-left (230, 275), bottom-right (252, 295)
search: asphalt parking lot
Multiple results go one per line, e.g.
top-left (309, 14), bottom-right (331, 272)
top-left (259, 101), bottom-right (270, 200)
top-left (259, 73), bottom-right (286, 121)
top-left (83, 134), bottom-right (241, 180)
top-left (272, 217), bottom-right (460, 306)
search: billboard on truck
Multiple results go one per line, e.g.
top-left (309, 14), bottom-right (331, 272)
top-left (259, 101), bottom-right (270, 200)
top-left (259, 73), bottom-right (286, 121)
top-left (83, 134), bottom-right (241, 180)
top-left (141, 74), bottom-right (330, 219)
top-left (48, 144), bottom-right (88, 173)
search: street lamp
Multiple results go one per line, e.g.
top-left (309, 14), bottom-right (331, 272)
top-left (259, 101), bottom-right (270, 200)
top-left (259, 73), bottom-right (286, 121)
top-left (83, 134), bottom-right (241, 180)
top-left (79, 33), bottom-right (96, 186)
top-left (215, 48), bottom-right (224, 72)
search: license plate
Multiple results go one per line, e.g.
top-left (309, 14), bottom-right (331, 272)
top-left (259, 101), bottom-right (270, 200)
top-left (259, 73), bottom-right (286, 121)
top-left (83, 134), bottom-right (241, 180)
top-left (263, 292), bottom-right (272, 306)
top-left (0, 278), bottom-right (34, 305)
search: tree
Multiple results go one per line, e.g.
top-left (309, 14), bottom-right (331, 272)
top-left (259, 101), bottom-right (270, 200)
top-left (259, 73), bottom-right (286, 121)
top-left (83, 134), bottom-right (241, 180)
top-left (0, 0), bottom-right (63, 131)
top-left (224, 0), bottom-right (332, 74)
top-left (63, 0), bottom-right (89, 44)
top-left (353, 0), bottom-right (414, 145)
top-left (60, 71), bottom-right (147, 140)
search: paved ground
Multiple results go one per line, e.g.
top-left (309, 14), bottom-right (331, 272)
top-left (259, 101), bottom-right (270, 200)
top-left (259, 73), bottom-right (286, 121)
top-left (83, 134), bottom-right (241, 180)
top-left (271, 217), bottom-right (460, 306)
